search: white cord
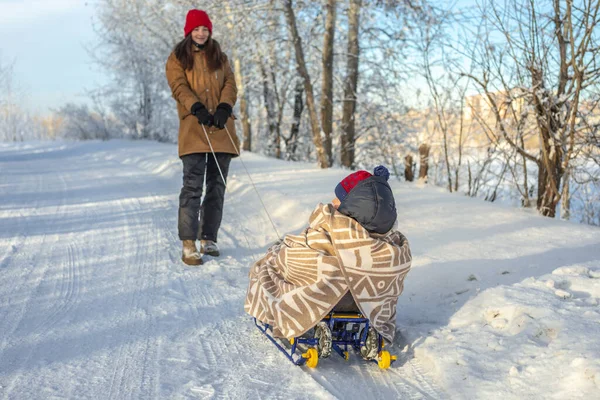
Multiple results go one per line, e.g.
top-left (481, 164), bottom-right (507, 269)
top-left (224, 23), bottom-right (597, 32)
top-left (201, 123), bottom-right (282, 252)
top-left (224, 125), bottom-right (282, 240)
top-left (201, 123), bottom-right (260, 263)
top-left (201, 124), bottom-right (228, 188)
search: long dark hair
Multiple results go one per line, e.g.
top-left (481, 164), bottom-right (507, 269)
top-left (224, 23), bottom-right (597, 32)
top-left (174, 34), bottom-right (226, 72)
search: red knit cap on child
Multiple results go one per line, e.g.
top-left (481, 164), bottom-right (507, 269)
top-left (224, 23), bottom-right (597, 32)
top-left (184, 9), bottom-right (212, 37)
top-left (334, 165), bottom-right (390, 202)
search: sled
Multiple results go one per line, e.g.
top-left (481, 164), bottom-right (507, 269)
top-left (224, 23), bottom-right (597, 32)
top-left (253, 311), bottom-right (397, 369)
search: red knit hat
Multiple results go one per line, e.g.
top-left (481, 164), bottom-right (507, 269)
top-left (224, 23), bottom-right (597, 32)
top-left (335, 166), bottom-right (390, 201)
top-left (184, 9), bottom-right (212, 37)
top-left (335, 171), bottom-right (372, 201)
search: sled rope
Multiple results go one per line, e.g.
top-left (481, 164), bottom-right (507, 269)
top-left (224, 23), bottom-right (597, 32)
top-left (201, 124), bottom-right (282, 241)
top-left (201, 124), bottom-right (228, 186)
top-left (201, 124), bottom-right (258, 258)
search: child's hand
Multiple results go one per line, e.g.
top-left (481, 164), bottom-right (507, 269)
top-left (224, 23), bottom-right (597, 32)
top-left (332, 197), bottom-right (341, 209)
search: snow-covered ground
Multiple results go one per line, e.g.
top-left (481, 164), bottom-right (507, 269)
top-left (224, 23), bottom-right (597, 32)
top-left (0, 140), bottom-right (598, 400)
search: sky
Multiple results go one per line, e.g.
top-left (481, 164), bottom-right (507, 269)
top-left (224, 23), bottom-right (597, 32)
top-left (0, 0), bottom-right (106, 115)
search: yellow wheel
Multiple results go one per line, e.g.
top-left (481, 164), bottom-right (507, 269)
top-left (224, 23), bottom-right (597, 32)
top-left (343, 351), bottom-right (350, 361)
top-left (302, 347), bottom-right (319, 368)
top-left (289, 338), bottom-right (295, 345)
top-left (378, 351), bottom-right (392, 369)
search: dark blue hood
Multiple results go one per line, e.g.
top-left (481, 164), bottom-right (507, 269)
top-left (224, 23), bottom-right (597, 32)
top-left (337, 175), bottom-right (397, 234)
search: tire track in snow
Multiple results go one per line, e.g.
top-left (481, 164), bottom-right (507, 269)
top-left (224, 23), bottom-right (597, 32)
top-left (28, 242), bottom-right (81, 334)
top-left (0, 156), bottom-right (38, 271)
top-left (101, 164), bottom-right (178, 400)
top-left (0, 171), bottom-right (75, 398)
top-left (86, 151), bottom-right (176, 400)
top-left (286, 339), bottom-right (440, 399)
top-left (181, 318), bottom-right (334, 399)
top-left (106, 194), bottom-right (159, 400)
top-left (0, 239), bottom-right (19, 270)
top-left (137, 193), bottom-right (174, 400)
top-left (371, 356), bottom-right (439, 399)
top-left (0, 173), bottom-right (44, 349)
top-left (173, 277), bottom-right (203, 331)
top-left (402, 357), bottom-right (447, 399)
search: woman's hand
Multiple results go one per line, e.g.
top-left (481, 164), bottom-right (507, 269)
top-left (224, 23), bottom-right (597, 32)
top-left (213, 103), bottom-right (232, 129)
top-left (191, 102), bottom-right (214, 126)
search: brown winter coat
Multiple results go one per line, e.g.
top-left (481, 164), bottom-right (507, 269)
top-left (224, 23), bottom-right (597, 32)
top-left (165, 47), bottom-right (239, 157)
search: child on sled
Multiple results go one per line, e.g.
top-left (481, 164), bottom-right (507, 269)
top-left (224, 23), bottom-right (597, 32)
top-left (244, 165), bottom-right (412, 360)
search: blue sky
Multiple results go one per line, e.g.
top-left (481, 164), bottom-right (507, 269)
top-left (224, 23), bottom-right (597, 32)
top-left (0, 0), bottom-right (106, 115)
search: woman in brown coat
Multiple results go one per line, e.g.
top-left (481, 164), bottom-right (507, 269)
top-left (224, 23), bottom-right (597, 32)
top-left (165, 9), bottom-right (239, 265)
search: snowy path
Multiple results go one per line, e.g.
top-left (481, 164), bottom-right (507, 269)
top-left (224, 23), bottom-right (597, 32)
top-left (0, 141), bottom-right (447, 399)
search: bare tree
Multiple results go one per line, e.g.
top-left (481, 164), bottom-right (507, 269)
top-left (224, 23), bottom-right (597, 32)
top-left (0, 56), bottom-right (32, 142)
top-left (341, 0), bottom-right (361, 168)
top-left (418, 143), bottom-right (430, 182)
top-left (404, 154), bottom-right (415, 181)
top-left (284, 80), bottom-right (305, 160)
top-left (407, 3), bottom-right (476, 194)
top-left (283, 0), bottom-right (329, 168)
top-left (234, 57), bottom-right (253, 151)
top-left (461, 0), bottom-right (600, 218)
top-left (92, 0), bottom-right (174, 141)
top-left (56, 103), bottom-right (115, 140)
top-left (321, 0), bottom-right (336, 165)
top-left (224, 4), bottom-right (252, 151)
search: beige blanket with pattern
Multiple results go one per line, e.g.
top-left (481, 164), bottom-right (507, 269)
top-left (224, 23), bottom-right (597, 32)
top-left (244, 203), bottom-right (411, 342)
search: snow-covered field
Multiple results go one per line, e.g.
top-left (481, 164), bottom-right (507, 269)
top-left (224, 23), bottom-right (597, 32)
top-left (0, 140), bottom-right (598, 399)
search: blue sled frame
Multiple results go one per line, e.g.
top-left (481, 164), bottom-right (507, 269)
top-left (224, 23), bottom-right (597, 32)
top-left (253, 311), bottom-right (397, 369)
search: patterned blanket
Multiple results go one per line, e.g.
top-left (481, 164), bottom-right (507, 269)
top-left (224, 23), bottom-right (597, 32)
top-left (244, 203), bottom-right (412, 342)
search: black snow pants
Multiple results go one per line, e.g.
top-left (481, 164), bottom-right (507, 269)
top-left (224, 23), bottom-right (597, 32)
top-left (178, 152), bottom-right (232, 242)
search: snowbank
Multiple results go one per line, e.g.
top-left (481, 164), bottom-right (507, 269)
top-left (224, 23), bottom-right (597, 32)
top-left (415, 263), bottom-right (600, 399)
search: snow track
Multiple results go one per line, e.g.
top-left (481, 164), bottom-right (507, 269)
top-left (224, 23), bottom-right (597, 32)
top-left (0, 141), bottom-right (446, 399)
top-left (5, 140), bottom-right (596, 399)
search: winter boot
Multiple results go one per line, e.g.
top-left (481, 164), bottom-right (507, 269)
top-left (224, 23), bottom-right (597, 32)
top-left (201, 239), bottom-right (220, 257)
top-left (182, 240), bottom-right (203, 266)
top-left (314, 321), bottom-right (333, 358)
top-left (360, 327), bottom-right (380, 360)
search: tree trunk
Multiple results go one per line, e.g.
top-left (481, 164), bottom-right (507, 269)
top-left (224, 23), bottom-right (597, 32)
top-left (404, 154), bottom-right (414, 182)
top-left (519, 134), bottom-right (530, 207)
top-left (531, 68), bottom-right (563, 218)
top-left (286, 80), bottom-right (304, 160)
top-left (283, 0), bottom-right (328, 168)
top-left (233, 57), bottom-right (252, 152)
top-left (454, 99), bottom-right (466, 193)
top-left (418, 143), bottom-right (430, 182)
top-left (341, 0), bottom-right (361, 169)
top-left (267, 1), bottom-right (282, 159)
top-left (321, 0), bottom-right (336, 166)
top-left (260, 60), bottom-right (279, 158)
top-left (442, 126), bottom-right (452, 192)
top-left (536, 153), bottom-right (562, 218)
top-left (225, 5), bottom-right (251, 152)
top-left (560, 170), bottom-right (571, 220)
top-left (467, 160), bottom-right (472, 195)
top-left (140, 79), bottom-right (152, 140)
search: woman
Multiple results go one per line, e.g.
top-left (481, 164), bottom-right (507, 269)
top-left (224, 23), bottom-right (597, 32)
top-left (165, 9), bottom-right (239, 265)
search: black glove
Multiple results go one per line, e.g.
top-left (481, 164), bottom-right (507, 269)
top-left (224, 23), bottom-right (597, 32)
top-left (213, 103), bottom-right (232, 129)
top-left (191, 102), bottom-right (213, 127)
